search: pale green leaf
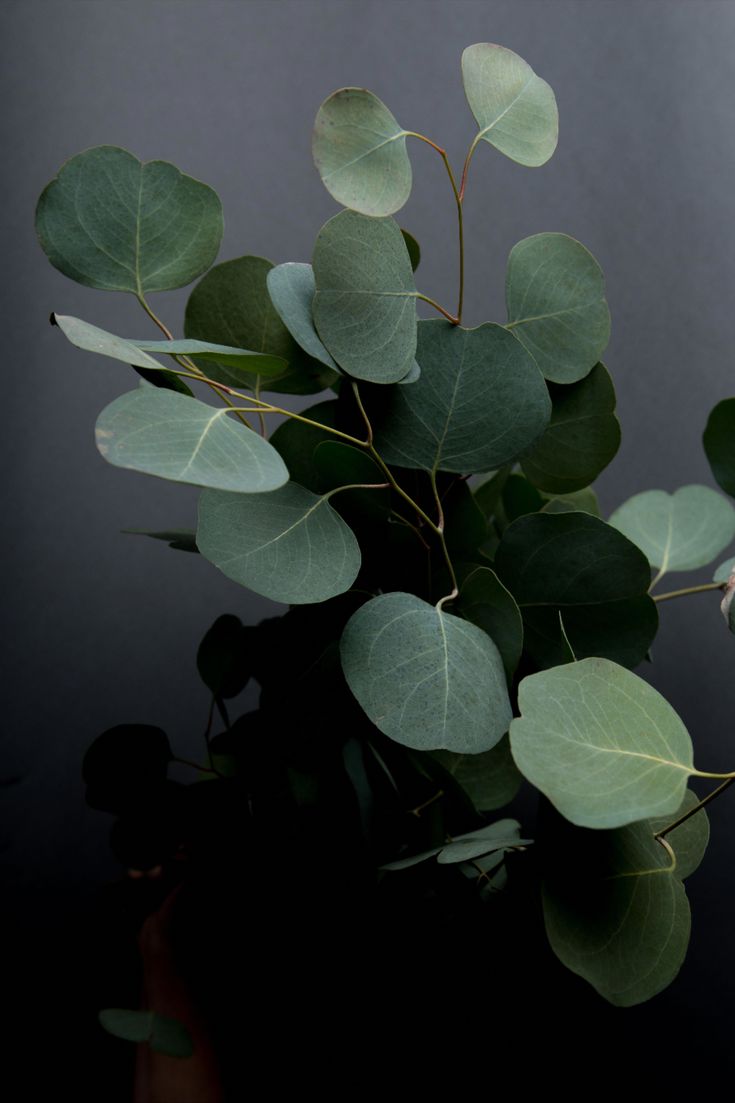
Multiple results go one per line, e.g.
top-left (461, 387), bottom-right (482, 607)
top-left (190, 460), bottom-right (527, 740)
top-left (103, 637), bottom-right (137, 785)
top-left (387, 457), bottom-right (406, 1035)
top-left (609, 485), bottom-right (735, 575)
top-left (135, 339), bottom-right (286, 376)
top-left (382, 818), bottom-right (523, 870)
top-left (511, 657), bottom-right (694, 828)
top-left (185, 256), bottom-right (338, 393)
top-left (36, 146), bottom-right (222, 293)
top-left (197, 482), bottom-right (361, 604)
top-left (462, 43), bottom-right (558, 167)
top-left (52, 314), bottom-right (165, 371)
top-left (521, 364), bottom-right (620, 493)
top-left (312, 87), bottom-right (411, 216)
top-left (313, 210), bottom-right (417, 384)
top-left (95, 387), bottom-right (288, 492)
top-left (431, 735), bottom-right (523, 811)
top-left (506, 233), bottom-right (611, 384)
top-left (541, 487), bottom-right (600, 516)
top-left (542, 810), bottom-right (693, 1007)
top-left (374, 319), bottom-right (550, 472)
top-left (340, 592), bottom-right (512, 753)
top-left (714, 556), bottom-right (735, 583)
top-left (266, 263), bottom-right (339, 371)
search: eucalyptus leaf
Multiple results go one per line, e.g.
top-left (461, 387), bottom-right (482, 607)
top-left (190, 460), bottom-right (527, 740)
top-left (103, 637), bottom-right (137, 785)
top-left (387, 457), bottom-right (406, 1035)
top-left (313, 440), bottom-right (390, 522)
top-left (401, 229), bottom-right (421, 272)
top-left (135, 339), bottom-right (287, 376)
top-left (542, 809), bottom-right (693, 1007)
top-left (185, 256), bottom-right (338, 393)
top-left (703, 398), bottom-right (735, 498)
top-left (609, 485), bottom-right (735, 575)
top-left (266, 263), bottom-right (339, 371)
top-left (36, 146), bottom-right (222, 293)
top-left (123, 528), bottom-right (198, 553)
top-left (52, 314), bottom-right (165, 371)
top-left (521, 364), bottom-right (620, 493)
top-left (382, 818), bottom-right (523, 870)
top-left (511, 657), bottom-right (695, 828)
top-left (197, 614), bottom-right (251, 699)
top-left (313, 210), bottom-right (417, 384)
top-left (95, 387), bottom-right (289, 492)
top-left (714, 556), bottom-right (735, 583)
top-left (541, 487), bottom-right (600, 516)
top-left (374, 319), bottom-right (550, 472)
top-left (456, 566), bottom-right (523, 679)
top-left (269, 400), bottom-right (338, 491)
top-left (99, 1009), bottom-right (194, 1058)
top-left (495, 511), bottom-right (656, 668)
top-left (197, 482), bottom-right (361, 604)
top-left (461, 44), bottom-right (558, 167)
top-left (506, 233), bottom-right (611, 384)
top-left (340, 592), bottom-right (512, 753)
top-left (313, 87), bottom-right (412, 216)
top-left (431, 735), bottom-right (523, 812)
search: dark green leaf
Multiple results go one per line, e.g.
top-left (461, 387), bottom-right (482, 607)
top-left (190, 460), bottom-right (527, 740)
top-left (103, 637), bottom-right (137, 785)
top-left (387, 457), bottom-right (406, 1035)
top-left (521, 363), bottom-right (620, 493)
top-left (462, 44), bottom-right (558, 167)
top-left (36, 146), bottom-right (222, 293)
top-left (269, 400), bottom-right (338, 490)
top-left (401, 229), bottom-right (421, 272)
top-left (197, 482), bottom-right (361, 604)
top-left (312, 87), bottom-right (411, 216)
top-left (340, 591), bottom-right (512, 753)
top-left (313, 211), bottom-right (417, 384)
top-left (197, 614), bottom-right (251, 698)
top-left (495, 511), bottom-right (657, 668)
top-left (313, 440), bottom-right (390, 522)
top-left (703, 398), bottom-right (735, 498)
top-left (99, 1010), bottom-right (193, 1058)
top-left (95, 387), bottom-right (289, 492)
top-left (542, 808), bottom-right (693, 1007)
top-left (431, 735), bottom-right (522, 812)
top-left (456, 566), bottom-right (523, 679)
top-left (541, 487), bottom-right (600, 516)
top-left (511, 658), bottom-right (694, 828)
top-left (185, 255), bottom-right (337, 393)
top-left (374, 319), bottom-right (550, 472)
top-left (123, 529), bottom-right (198, 553)
top-left (506, 234), bottom-right (611, 384)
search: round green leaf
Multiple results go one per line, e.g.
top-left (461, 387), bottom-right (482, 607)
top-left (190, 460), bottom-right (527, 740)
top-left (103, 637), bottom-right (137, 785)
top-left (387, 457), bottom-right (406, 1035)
top-left (197, 482), bottom-right (361, 604)
top-left (269, 400), bottom-right (338, 490)
top-left (714, 556), bottom-right (735, 583)
top-left (340, 592), bottom-right (512, 753)
top-left (36, 146), bottom-right (222, 293)
top-left (609, 485), bottom-right (735, 574)
top-left (506, 233), bottom-right (611, 384)
top-left (431, 735), bottom-right (522, 812)
top-left (197, 614), bottom-right (251, 698)
top-left (95, 387), bottom-right (288, 492)
top-left (374, 319), bottom-right (550, 472)
top-left (312, 87), bottom-right (412, 216)
top-left (540, 487), bottom-right (600, 517)
top-left (461, 44), bottom-right (558, 167)
top-left (511, 657), bottom-right (695, 828)
top-left (521, 363), bottom-right (621, 493)
top-left (312, 210), bottom-right (417, 384)
top-left (704, 398), bottom-right (735, 498)
top-left (99, 1009), bottom-right (193, 1058)
top-left (401, 229), bottom-right (421, 272)
top-left (185, 256), bottom-right (338, 394)
top-left (542, 810), bottom-right (693, 1007)
top-left (456, 566), bottom-right (523, 680)
top-left (266, 263), bottom-right (339, 371)
top-left (495, 512), bottom-right (657, 669)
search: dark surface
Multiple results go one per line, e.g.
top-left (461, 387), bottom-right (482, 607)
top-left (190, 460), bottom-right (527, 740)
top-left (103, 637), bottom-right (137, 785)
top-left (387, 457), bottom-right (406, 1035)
top-left (3, 0), bottom-right (735, 1087)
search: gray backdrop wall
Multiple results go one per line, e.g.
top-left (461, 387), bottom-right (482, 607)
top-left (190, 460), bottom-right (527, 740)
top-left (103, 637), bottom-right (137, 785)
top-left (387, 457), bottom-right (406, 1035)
top-left (4, 0), bottom-right (735, 1055)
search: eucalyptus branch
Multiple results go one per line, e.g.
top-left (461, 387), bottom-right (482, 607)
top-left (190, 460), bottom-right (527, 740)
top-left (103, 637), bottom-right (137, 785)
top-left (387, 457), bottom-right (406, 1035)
top-left (655, 777), bottom-right (735, 841)
top-left (405, 131), bottom-right (465, 322)
top-left (653, 582), bottom-right (724, 603)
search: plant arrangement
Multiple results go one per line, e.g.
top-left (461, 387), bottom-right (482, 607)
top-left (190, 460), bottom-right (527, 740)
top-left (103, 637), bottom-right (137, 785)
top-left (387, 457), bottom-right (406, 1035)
top-left (35, 41), bottom-right (735, 1062)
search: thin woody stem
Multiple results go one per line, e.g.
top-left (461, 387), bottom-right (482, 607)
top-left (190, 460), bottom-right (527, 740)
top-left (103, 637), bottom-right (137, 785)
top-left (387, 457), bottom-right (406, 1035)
top-left (653, 582), bottom-right (724, 603)
top-left (655, 777), bottom-right (735, 840)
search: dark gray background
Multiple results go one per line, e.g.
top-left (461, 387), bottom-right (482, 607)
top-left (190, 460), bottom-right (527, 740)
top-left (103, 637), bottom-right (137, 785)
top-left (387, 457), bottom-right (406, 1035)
top-left (4, 0), bottom-right (735, 1051)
